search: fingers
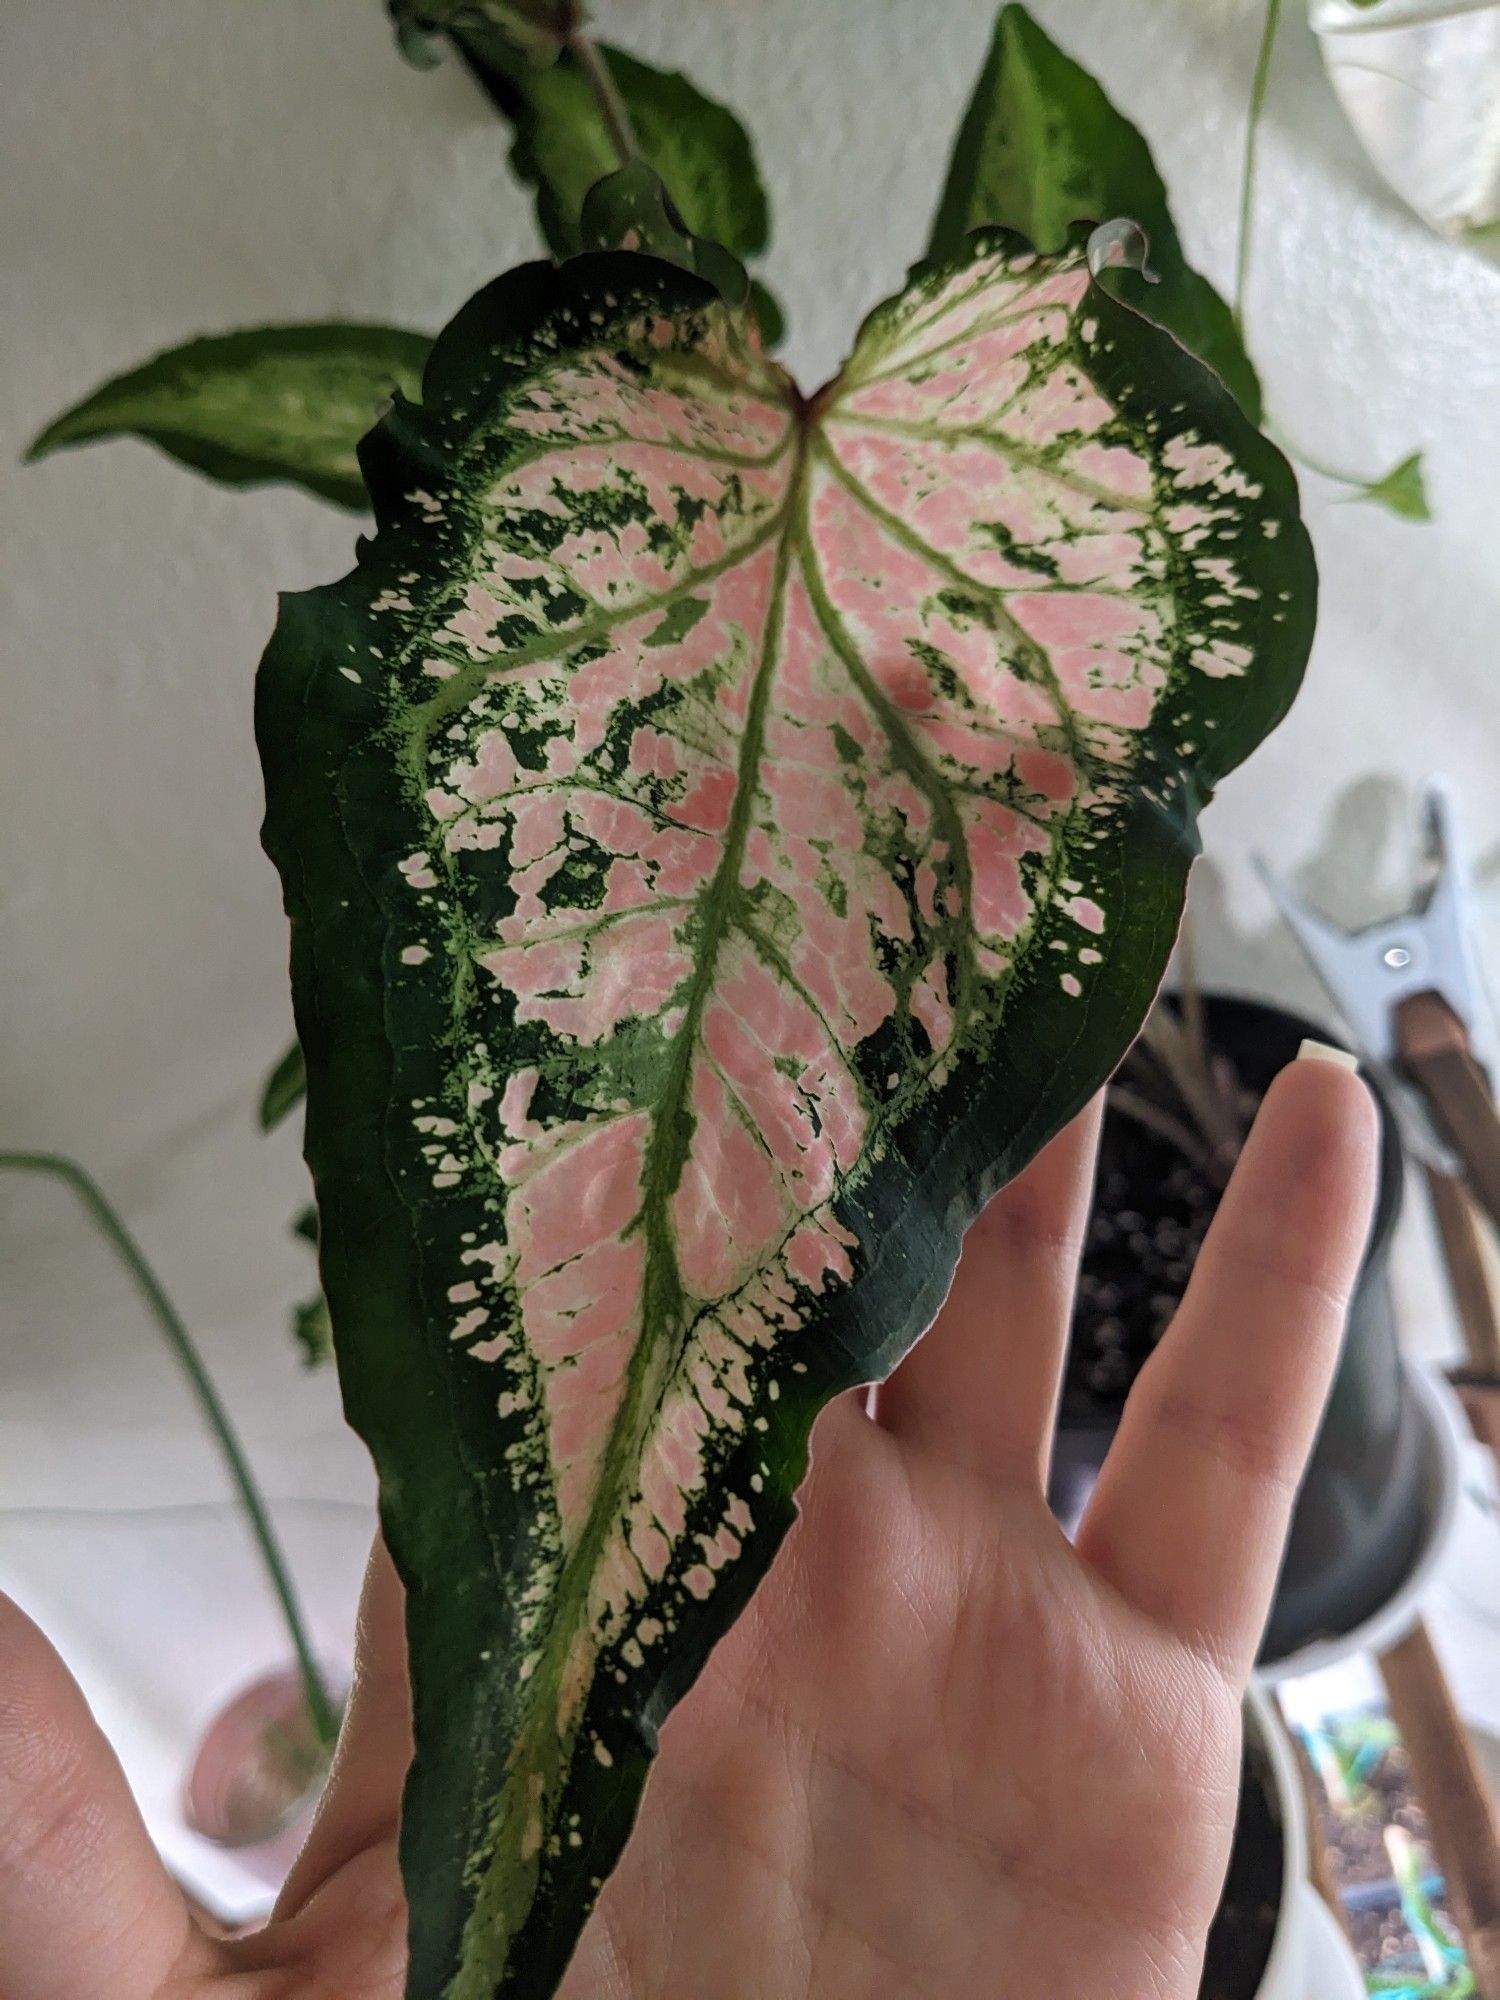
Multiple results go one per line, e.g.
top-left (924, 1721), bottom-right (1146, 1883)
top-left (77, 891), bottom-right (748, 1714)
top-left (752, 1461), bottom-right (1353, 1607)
top-left (0, 1590), bottom-right (206, 2000)
top-left (878, 1097), bottom-right (1103, 1486)
top-left (274, 1535), bottom-right (411, 1920)
top-left (1076, 1053), bottom-right (1379, 1683)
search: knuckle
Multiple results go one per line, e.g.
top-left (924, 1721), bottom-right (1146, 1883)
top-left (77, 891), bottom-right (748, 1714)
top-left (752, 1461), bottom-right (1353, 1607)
top-left (971, 1191), bottom-right (1086, 1267)
top-left (1203, 1239), bottom-right (1355, 1323)
top-left (1146, 1386), bottom-right (1304, 1507)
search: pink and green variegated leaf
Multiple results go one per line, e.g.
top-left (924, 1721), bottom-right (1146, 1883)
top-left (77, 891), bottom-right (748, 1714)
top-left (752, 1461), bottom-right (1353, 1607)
top-left (256, 225), bottom-right (1314, 2000)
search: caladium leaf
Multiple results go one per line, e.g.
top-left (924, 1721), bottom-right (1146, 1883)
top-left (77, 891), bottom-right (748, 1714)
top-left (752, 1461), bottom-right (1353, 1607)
top-left (28, 325), bottom-right (433, 509)
top-left (257, 225), bottom-right (1314, 1998)
top-left (930, 3), bottom-right (1262, 421)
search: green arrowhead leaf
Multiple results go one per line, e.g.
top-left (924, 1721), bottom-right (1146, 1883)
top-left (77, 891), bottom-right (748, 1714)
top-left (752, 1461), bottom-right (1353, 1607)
top-left (257, 229), bottom-right (1313, 1997)
top-left (464, 36), bottom-right (768, 263)
top-left (451, 29), bottom-right (785, 346)
top-left (1355, 448), bottom-right (1431, 521)
top-left (259, 1040), bottom-right (308, 1130)
top-left (27, 326), bottom-right (432, 509)
top-left (930, 3), bottom-right (1261, 421)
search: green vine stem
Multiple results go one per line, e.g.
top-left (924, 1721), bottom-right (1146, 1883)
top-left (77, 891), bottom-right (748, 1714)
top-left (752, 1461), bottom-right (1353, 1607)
top-left (0, 1149), bottom-right (340, 1750)
top-left (1235, 0), bottom-right (1284, 327)
top-left (566, 30), bottom-right (640, 167)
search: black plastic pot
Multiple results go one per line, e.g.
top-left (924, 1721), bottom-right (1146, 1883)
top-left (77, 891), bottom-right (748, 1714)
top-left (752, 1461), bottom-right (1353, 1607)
top-left (1050, 993), bottom-right (1424, 1666)
top-left (1202, 1733), bottom-right (1282, 2000)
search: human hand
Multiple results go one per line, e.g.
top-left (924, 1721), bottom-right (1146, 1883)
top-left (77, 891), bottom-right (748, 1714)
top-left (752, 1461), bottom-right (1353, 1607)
top-left (0, 1054), bottom-right (1376, 2000)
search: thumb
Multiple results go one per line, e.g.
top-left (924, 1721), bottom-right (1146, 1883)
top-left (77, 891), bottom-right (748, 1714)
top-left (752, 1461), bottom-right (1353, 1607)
top-left (0, 1589), bottom-right (207, 2000)
top-left (272, 1535), bottom-right (411, 1919)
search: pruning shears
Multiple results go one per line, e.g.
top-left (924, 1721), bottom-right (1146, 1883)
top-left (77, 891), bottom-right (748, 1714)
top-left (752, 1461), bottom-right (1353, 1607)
top-left (1259, 781), bottom-right (1500, 1380)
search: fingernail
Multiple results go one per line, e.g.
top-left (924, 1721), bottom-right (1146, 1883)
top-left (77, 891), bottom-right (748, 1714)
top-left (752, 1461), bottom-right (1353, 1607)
top-left (1296, 1037), bottom-right (1360, 1072)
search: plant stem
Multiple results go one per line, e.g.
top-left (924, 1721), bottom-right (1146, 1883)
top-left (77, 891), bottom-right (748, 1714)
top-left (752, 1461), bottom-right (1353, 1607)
top-left (1235, 0), bottom-right (1284, 329)
top-left (1106, 1084), bottom-right (1219, 1180)
top-left (0, 1150), bottom-right (339, 1749)
top-left (566, 31), bottom-right (639, 167)
top-left (1135, 1008), bottom-right (1247, 1184)
top-left (1271, 428), bottom-right (1367, 489)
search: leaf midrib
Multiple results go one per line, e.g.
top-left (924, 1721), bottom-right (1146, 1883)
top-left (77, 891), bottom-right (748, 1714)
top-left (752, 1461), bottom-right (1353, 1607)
top-left (453, 429), bottom-right (812, 1992)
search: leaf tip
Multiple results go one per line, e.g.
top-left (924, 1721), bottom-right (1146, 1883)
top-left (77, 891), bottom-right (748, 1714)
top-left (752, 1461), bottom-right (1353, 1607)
top-left (23, 412), bottom-right (79, 464)
top-left (1360, 449), bottom-right (1431, 523)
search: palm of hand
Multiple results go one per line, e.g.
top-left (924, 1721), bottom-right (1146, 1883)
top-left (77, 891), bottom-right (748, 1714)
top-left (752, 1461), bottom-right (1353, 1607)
top-left (0, 1063), bottom-right (1374, 2000)
top-left (567, 1411), bottom-right (1242, 2000)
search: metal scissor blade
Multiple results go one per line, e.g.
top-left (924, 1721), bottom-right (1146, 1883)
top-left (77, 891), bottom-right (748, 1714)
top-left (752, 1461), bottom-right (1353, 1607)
top-left (1255, 854), bottom-right (1461, 1172)
top-left (1254, 859), bottom-right (1400, 1060)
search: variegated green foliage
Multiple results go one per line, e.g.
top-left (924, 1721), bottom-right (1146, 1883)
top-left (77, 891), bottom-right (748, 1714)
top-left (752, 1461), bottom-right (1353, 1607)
top-left (931, 4), bottom-right (1260, 419)
top-left (258, 215), bottom-right (1314, 1997)
top-left (28, 326), bottom-right (432, 509)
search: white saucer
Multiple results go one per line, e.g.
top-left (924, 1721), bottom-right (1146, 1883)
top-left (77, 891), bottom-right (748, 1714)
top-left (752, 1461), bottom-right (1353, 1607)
top-left (1299, 1883), bottom-right (1367, 2000)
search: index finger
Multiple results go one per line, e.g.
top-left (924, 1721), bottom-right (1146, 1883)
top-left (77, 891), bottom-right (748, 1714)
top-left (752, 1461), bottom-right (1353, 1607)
top-left (1075, 1048), bottom-right (1379, 1682)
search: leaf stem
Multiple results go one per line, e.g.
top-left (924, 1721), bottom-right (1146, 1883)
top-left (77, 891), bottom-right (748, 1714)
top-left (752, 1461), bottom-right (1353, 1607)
top-left (1105, 1085), bottom-right (1219, 1181)
top-left (0, 1150), bottom-right (340, 1749)
top-left (1235, 0), bottom-right (1283, 329)
top-left (1267, 420), bottom-right (1371, 490)
top-left (566, 31), bottom-right (640, 168)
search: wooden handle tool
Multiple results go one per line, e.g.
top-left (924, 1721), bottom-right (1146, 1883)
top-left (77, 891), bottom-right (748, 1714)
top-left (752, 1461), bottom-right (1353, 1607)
top-left (1379, 1621), bottom-right (1500, 1997)
top-left (1399, 992), bottom-right (1500, 1276)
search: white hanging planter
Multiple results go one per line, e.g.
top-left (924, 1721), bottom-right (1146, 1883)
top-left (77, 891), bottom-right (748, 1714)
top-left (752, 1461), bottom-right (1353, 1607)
top-left (1245, 1687), bottom-right (1365, 2000)
top-left (1313, 0), bottom-right (1498, 28)
top-left (1310, 0), bottom-right (1500, 238)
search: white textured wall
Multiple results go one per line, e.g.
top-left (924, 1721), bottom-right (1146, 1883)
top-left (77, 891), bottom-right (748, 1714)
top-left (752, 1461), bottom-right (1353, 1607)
top-left (2, 0), bottom-right (1498, 1693)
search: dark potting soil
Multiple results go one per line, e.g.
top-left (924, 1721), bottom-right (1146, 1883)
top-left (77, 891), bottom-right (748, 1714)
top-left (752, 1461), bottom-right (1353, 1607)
top-left (1198, 1742), bottom-right (1283, 2000)
top-left (1064, 1112), bottom-right (1221, 1416)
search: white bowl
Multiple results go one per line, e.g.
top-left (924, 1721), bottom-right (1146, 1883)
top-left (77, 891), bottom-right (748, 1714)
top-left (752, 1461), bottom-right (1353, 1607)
top-left (1246, 1687), bottom-right (1366, 1999)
